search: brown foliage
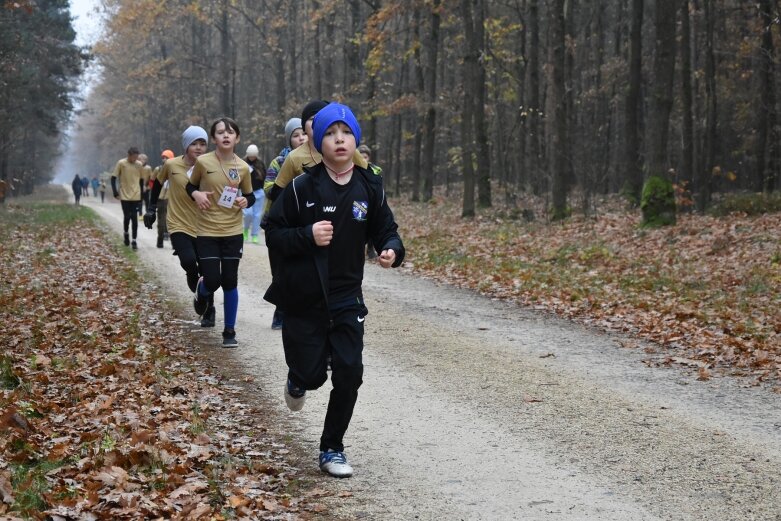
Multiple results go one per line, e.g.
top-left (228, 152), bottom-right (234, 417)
top-left (0, 205), bottom-right (328, 519)
top-left (394, 194), bottom-right (781, 385)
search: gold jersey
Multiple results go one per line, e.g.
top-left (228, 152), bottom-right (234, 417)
top-left (151, 166), bottom-right (168, 200)
top-left (189, 151), bottom-right (252, 237)
top-left (157, 156), bottom-right (200, 236)
top-left (274, 144), bottom-right (368, 190)
top-left (111, 158), bottom-right (142, 201)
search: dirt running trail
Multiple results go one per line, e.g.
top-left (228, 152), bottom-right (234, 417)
top-left (85, 196), bottom-right (781, 521)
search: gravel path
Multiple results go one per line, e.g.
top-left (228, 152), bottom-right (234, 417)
top-left (86, 196), bottom-right (781, 520)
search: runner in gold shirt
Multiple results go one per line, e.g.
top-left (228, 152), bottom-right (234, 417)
top-left (144, 125), bottom-right (215, 327)
top-left (138, 154), bottom-right (153, 216)
top-left (186, 117), bottom-right (255, 348)
top-left (146, 127), bottom-right (218, 326)
top-left (150, 149), bottom-right (173, 249)
top-left (111, 146), bottom-right (143, 249)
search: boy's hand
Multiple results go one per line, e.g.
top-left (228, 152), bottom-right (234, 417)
top-left (236, 196), bottom-right (248, 209)
top-left (313, 220), bottom-right (333, 246)
top-left (193, 190), bottom-right (213, 210)
top-left (378, 249), bottom-right (396, 268)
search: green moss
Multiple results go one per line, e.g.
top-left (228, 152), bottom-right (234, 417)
top-left (640, 175), bottom-right (676, 227)
top-left (709, 192), bottom-right (781, 216)
top-left (0, 356), bottom-right (20, 390)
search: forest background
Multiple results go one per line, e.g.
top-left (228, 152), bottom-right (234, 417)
top-left (2, 0), bottom-right (781, 218)
top-left (0, 0), bottom-right (779, 377)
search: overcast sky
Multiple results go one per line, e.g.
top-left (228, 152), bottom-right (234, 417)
top-left (53, 0), bottom-right (102, 183)
top-left (70, 0), bottom-right (101, 46)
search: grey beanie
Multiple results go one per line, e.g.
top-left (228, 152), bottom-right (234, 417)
top-left (284, 118), bottom-right (302, 148)
top-left (181, 125), bottom-right (208, 152)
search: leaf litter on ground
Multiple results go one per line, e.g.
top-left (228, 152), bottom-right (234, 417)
top-left (0, 202), bottom-right (332, 520)
top-left (391, 192), bottom-right (780, 387)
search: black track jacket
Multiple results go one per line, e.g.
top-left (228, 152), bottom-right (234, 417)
top-left (263, 163), bottom-right (405, 314)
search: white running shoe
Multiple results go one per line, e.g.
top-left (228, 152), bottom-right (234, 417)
top-left (284, 379), bottom-right (306, 411)
top-left (319, 450), bottom-right (353, 478)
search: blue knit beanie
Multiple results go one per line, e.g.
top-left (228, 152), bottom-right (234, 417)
top-left (312, 103), bottom-right (361, 153)
top-left (182, 125), bottom-right (208, 152)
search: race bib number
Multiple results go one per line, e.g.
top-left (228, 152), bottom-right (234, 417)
top-left (218, 185), bottom-right (239, 208)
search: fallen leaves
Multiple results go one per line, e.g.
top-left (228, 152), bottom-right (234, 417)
top-left (394, 193), bottom-right (780, 383)
top-left (0, 204), bottom-right (319, 519)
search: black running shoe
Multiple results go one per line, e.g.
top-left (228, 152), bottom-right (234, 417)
top-left (131, 240), bottom-right (138, 250)
top-left (222, 329), bottom-right (238, 348)
top-left (271, 309), bottom-right (284, 330)
top-left (200, 305), bottom-right (215, 327)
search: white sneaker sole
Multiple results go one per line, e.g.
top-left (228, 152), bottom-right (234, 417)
top-left (320, 461), bottom-right (354, 478)
top-left (284, 385), bottom-right (306, 411)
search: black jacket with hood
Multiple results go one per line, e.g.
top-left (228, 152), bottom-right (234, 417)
top-left (263, 163), bottom-right (404, 314)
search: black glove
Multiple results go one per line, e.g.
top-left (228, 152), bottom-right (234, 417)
top-left (143, 208), bottom-right (156, 229)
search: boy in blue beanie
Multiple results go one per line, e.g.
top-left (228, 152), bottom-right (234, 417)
top-left (264, 102), bottom-right (405, 478)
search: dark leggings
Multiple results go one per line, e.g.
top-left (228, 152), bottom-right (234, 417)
top-left (169, 232), bottom-right (201, 292)
top-left (195, 235), bottom-right (242, 293)
top-left (200, 258), bottom-right (239, 293)
top-left (120, 200), bottom-right (140, 238)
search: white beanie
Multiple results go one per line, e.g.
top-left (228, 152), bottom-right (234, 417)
top-left (245, 144), bottom-right (259, 158)
top-left (181, 125), bottom-right (208, 152)
top-left (284, 118), bottom-right (303, 148)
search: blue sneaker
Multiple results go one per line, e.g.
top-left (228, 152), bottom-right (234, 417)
top-left (284, 379), bottom-right (306, 411)
top-left (319, 450), bottom-right (353, 478)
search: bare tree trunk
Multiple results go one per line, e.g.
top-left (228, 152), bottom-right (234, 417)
top-left (640, 0), bottom-right (678, 226)
top-left (474, 0), bottom-right (491, 208)
top-left (460, 0), bottom-right (477, 217)
top-left (526, 0), bottom-right (542, 195)
top-left (411, 7), bottom-right (424, 202)
top-left (549, 0), bottom-right (568, 220)
top-left (421, 0), bottom-right (440, 202)
top-left (345, 0), bottom-right (361, 96)
top-left (680, 0), bottom-right (695, 204)
top-left (514, 0), bottom-right (527, 198)
top-left (646, 0), bottom-right (677, 179)
top-left (219, 0), bottom-right (231, 116)
top-left (754, 0), bottom-right (778, 192)
top-left (623, 0), bottom-right (643, 203)
top-left (698, 0), bottom-right (717, 211)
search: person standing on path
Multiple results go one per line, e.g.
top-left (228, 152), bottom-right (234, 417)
top-left (91, 175), bottom-right (100, 197)
top-left (145, 128), bottom-right (215, 326)
top-left (111, 147), bottom-right (143, 249)
top-left (186, 117), bottom-right (255, 347)
top-left (241, 144), bottom-right (265, 244)
top-left (264, 103), bottom-right (405, 478)
top-left (98, 178), bottom-right (106, 203)
top-left (138, 154), bottom-right (153, 216)
top-left (151, 149), bottom-right (174, 248)
top-left (263, 117), bottom-right (308, 330)
top-left (71, 175), bottom-right (82, 206)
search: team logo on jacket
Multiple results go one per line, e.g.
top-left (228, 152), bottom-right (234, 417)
top-left (352, 201), bottom-right (368, 221)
